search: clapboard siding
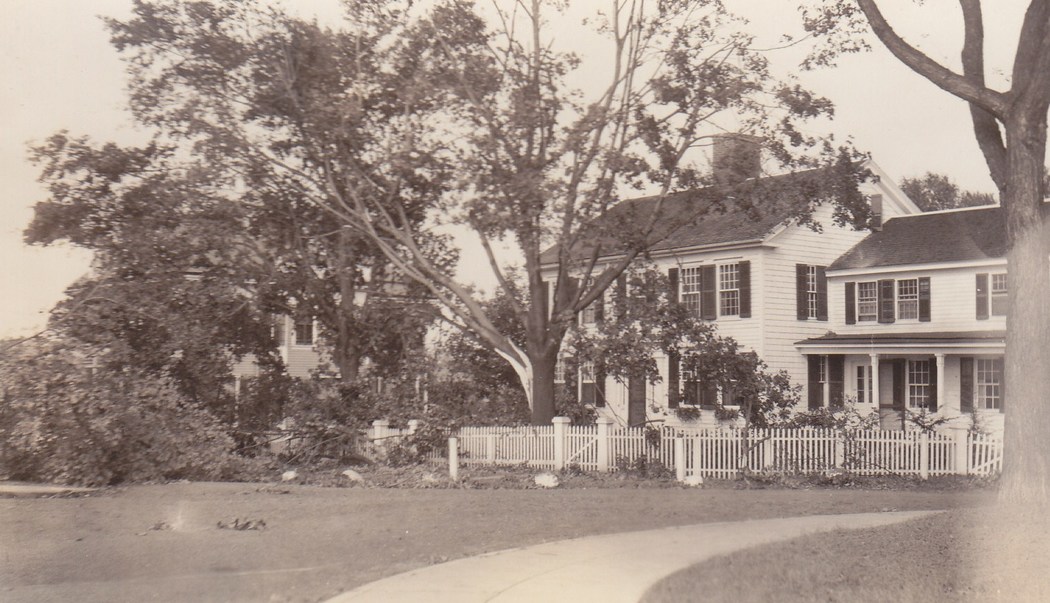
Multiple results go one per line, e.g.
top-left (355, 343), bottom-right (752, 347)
top-left (827, 263), bottom-right (1008, 333)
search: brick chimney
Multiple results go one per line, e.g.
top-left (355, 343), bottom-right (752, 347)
top-left (712, 133), bottom-right (762, 186)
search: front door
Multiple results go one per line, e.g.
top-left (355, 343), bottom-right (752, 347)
top-left (628, 377), bottom-right (647, 427)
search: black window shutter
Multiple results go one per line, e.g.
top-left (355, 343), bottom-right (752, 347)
top-left (960, 357), bottom-right (974, 413)
top-left (796, 264), bottom-right (807, 320)
top-left (667, 351), bottom-right (680, 409)
top-left (878, 279), bottom-right (896, 323)
top-left (668, 268), bottom-right (679, 304)
top-left (928, 357), bottom-right (938, 412)
top-left (700, 265), bottom-right (717, 320)
top-left (828, 355), bottom-right (845, 407)
top-left (596, 368), bottom-right (606, 407)
top-left (892, 360), bottom-right (906, 410)
top-left (807, 355), bottom-right (822, 409)
top-left (594, 290), bottom-right (604, 323)
top-left (581, 382), bottom-right (595, 406)
top-left (738, 261), bottom-right (752, 318)
top-left (976, 273), bottom-right (989, 320)
top-left (816, 266), bottom-right (828, 321)
top-left (845, 281), bottom-right (857, 325)
top-left (918, 277), bottom-right (931, 322)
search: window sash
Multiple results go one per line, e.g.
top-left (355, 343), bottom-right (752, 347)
top-left (579, 361), bottom-right (595, 383)
top-left (857, 282), bottom-right (878, 321)
top-left (719, 263), bottom-right (740, 316)
top-left (856, 365), bottom-right (872, 404)
top-left (554, 357), bottom-right (566, 383)
top-left (294, 321), bottom-right (314, 346)
top-left (907, 360), bottom-right (930, 408)
top-left (976, 358), bottom-right (1002, 410)
top-left (897, 279), bottom-right (919, 320)
top-left (991, 273), bottom-right (1008, 316)
top-left (681, 267), bottom-right (702, 317)
top-left (805, 265), bottom-right (818, 319)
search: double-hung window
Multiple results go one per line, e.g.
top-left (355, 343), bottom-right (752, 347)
top-left (856, 365), bottom-right (873, 404)
top-left (976, 358), bottom-right (1003, 410)
top-left (907, 360), bottom-right (931, 408)
top-left (856, 282), bottom-right (878, 322)
top-left (554, 357), bottom-right (566, 384)
top-left (804, 265), bottom-right (819, 319)
top-left (680, 266), bottom-right (702, 317)
top-left (990, 274), bottom-right (1008, 316)
top-left (897, 279), bottom-right (919, 320)
top-left (719, 263), bottom-right (740, 316)
top-left (294, 318), bottom-right (314, 346)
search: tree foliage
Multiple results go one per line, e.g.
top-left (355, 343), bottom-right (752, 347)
top-left (899, 171), bottom-right (996, 211)
top-left (0, 338), bottom-right (242, 486)
top-left (283, 0), bottom-right (871, 424)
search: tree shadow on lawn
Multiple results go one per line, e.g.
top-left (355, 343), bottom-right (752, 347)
top-left (0, 481), bottom-right (996, 603)
top-left (642, 507), bottom-right (1050, 603)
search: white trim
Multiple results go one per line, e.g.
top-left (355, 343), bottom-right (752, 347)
top-left (796, 343), bottom-right (1004, 356)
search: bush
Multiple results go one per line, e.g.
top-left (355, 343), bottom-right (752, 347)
top-left (0, 340), bottom-right (240, 486)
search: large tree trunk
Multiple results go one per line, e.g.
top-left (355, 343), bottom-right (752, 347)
top-left (529, 346), bottom-right (558, 425)
top-left (998, 117), bottom-right (1050, 505)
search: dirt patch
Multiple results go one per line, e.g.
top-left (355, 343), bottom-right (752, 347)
top-left (0, 481), bottom-right (991, 602)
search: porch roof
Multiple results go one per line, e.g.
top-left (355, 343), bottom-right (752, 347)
top-left (795, 330), bottom-right (1006, 354)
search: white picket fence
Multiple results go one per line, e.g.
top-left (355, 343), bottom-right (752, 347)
top-left (440, 417), bottom-right (1004, 480)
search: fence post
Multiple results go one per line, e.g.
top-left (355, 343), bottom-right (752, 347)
top-left (919, 432), bottom-right (930, 480)
top-left (448, 437), bottom-right (459, 481)
top-left (953, 428), bottom-right (970, 475)
top-left (834, 429), bottom-right (846, 470)
top-left (675, 436), bottom-right (686, 482)
top-left (596, 417), bottom-right (613, 472)
top-left (552, 416), bottom-right (571, 470)
top-left (762, 431), bottom-right (774, 471)
top-left (407, 419), bottom-right (420, 435)
top-left (372, 419), bottom-right (390, 443)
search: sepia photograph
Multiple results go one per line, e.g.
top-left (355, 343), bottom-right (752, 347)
top-left (1, 1), bottom-right (1048, 601)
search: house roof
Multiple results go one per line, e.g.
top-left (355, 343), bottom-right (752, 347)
top-left (828, 206), bottom-right (1010, 271)
top-left (795, 330), bottom-right (1007, 347)
top-left (540, 167), bottom-right (842, 265)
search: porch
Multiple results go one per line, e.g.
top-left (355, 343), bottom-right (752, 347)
top-left (795, 331), bottom-right (1006, 433)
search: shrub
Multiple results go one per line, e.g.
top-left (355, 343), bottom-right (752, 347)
top-left (0, 340), bottom-right (240, 486)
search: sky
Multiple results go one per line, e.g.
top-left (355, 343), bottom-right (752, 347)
top-left (0, 0), bottom-right (1030, 340)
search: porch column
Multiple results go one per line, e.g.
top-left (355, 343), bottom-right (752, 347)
top-left (935, 354), bottom-right (946, 415)
top-left (870, 353), bottom-right (880, 409)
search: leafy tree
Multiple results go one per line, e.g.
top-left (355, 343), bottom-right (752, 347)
top-left (803, 0), bottom-right (1050, 505)
top-left (899, 171), bottom-right (996, 211)
top-left (307, 0), bottom-right (871, 424)
top-left (27, 1), bottom-right (442, 406)
top-left (572, 266), bottom-right (798, 428)
top-left (25, 135), bottom-right (281, 420)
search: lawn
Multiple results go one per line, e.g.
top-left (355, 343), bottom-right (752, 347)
top-left (0, 480), bottom-right (991, 603)
top-left (642, 507), bottom-right (1050, 603)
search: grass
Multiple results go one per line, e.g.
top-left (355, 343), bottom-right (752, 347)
top-left (642, 507), bottom-right (1050, 603)
top-left (0, 481), bottom-right (990, 603)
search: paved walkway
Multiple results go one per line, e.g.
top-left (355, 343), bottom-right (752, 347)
top-left (328, 510), bottom-right (938, 603)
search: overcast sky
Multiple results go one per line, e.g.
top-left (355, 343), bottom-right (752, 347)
top-left (0, 0), bottom-right (1030, 339)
